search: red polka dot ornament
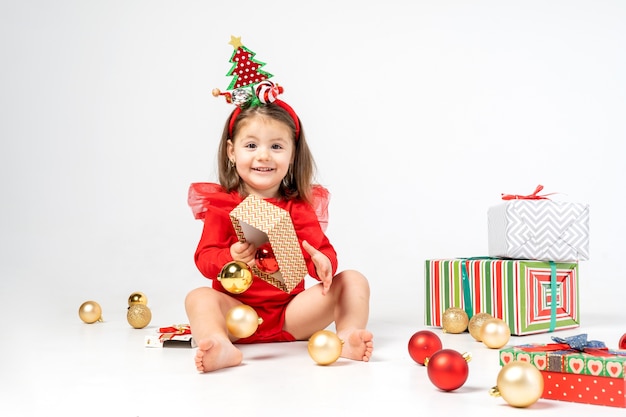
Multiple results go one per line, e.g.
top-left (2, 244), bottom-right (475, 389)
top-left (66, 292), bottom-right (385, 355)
top-left (408, 330), bottom-right (442, 365)
top-left (425, 349), bottom-right (472, 391)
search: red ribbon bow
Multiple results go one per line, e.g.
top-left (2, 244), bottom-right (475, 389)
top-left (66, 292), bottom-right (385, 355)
top-left (521, 344), bottom-right (614, 357)
top-left (521, 342), bottom-right (613, 358)
top-left (158, 324), bottom-right (192, 341)
top-left (501, 184), bottom-right (555, 200)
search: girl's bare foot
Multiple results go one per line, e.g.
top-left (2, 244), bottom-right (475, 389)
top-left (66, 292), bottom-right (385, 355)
top-left (194, 337), bottom-right (243, 372)
top-left (337, 329), bottom-right (374, 362)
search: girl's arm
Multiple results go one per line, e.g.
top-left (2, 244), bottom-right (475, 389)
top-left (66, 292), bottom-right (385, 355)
top-left (292, 200), bottom-right (338, 280)
top-left (194, 206), bottom-right (240, 279)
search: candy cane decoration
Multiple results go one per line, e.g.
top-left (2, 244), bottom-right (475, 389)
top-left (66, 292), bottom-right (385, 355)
top-left (255, 80), bottom-right (284, 104)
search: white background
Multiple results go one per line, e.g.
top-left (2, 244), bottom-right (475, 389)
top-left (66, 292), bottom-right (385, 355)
top-left (1, 0), bottom-right (625, 329)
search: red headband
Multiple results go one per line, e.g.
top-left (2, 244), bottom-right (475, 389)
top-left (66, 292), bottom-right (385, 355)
top-left (228, 99), bottom-right (301, 141)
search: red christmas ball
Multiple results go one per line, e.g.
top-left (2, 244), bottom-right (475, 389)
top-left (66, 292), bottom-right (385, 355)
top-left (426, 349), bottom-right (469, 391)
top-left (408, 330), bottom-right (443, 365)
top-left (255, 242), bottom-right (279, 274)
top-left (619, 333), bottom-right (626, 350)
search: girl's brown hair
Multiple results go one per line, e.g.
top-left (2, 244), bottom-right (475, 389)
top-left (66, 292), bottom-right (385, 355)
top-left (217, 103), bottom-right (317, 203)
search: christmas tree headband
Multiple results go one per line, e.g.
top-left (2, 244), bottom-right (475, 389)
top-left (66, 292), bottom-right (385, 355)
top-left (212, 36), bottom-right (301, 140)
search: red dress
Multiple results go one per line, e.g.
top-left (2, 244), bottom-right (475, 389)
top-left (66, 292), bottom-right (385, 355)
top-left (188, 183), bottom-right (338, 343)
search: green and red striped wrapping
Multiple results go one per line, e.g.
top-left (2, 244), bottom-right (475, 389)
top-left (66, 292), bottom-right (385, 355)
top-left (424, 258), bottom-right (580, 336)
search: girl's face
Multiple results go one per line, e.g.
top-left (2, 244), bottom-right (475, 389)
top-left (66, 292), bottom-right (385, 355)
top-left (227, 115), bottom-right (295, 199)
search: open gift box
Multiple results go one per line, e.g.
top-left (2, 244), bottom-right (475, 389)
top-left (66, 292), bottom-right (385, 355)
top-left (230, 194), bottom-right (308, 293)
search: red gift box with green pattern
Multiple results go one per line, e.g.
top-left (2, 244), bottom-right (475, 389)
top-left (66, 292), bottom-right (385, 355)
top-left (499, 335), bottom-right (626, 407)
top-left (424, 258), bottom-right (580, 335)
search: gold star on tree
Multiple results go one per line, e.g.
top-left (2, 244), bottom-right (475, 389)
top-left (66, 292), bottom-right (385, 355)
top-left (229, 35), bottom-right (242, 49)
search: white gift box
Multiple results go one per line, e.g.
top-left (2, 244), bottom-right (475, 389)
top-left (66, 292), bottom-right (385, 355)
top-left (488, 200), bottom-right (589, 262)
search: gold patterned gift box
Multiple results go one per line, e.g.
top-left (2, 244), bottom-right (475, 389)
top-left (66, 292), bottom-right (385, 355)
top-left (230, 194), bottom-right (307, 293)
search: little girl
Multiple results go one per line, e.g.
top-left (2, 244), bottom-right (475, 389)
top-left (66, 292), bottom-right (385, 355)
top-left (185, 96), bottom-right (373, 372)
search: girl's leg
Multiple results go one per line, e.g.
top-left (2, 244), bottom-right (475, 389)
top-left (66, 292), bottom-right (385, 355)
top-left (283, 269), bottom-right (373, 361)
top-left (184, 287), bottom-right (243, 372)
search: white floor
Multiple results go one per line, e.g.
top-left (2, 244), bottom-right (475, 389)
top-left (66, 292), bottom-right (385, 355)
top-left (1, 301), bottom-right (624, 417)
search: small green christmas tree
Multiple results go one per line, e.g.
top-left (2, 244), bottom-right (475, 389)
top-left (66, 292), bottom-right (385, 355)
top-left (226, 35), bottom-right (273, 90)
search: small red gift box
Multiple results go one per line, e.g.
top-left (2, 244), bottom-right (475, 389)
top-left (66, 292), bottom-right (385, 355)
top-left (145, 324), bottom-right (196, 348)
top-left (542, 371), bottom-right (625, 407)
top-left (499, 334), bottom-right (626, 408)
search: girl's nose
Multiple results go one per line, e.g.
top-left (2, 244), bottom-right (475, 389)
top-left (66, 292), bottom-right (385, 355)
top-left (257, 147), bottom-right (270, 160)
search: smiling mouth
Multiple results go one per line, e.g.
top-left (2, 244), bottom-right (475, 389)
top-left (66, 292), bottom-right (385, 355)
top-left (253, 167), bottom-right (274, 172)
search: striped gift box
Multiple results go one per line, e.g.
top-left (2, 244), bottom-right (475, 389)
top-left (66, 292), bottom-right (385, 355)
top-left (424, 258), bottom-right (580, 336)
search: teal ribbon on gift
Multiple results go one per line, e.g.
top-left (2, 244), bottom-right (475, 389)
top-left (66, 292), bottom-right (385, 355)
top-left (460, 256), bottom-right (494, 319)
top-left (460, 257), bottom-right (558, 332)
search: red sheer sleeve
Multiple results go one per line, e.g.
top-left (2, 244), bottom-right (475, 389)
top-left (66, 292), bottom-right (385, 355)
top-left (311, 185), bottom-right (331, 232)
top-left (188, 182), bottom-right (240, 221)
top-left (187, 183), bottom-right (243, 280)
top-left (290, 196), bottom-right (338, 280)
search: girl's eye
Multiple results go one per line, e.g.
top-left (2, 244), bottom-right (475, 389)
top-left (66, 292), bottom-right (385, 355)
top-left (245, 143), bottom-right (257, 149)
top-left (271, 144), bottom-right (283, 150)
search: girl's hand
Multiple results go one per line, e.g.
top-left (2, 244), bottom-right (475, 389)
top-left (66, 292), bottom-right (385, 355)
top-left (302, 240), bottom-right (333, 295)
top-left (231, 241), bottom-right (256, 268)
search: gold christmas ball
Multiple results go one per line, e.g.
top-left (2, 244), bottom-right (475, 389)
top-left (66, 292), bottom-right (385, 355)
top-left (78, 301), bottom-right (103, 324)
top-left (308, 330), bottom-right (343, 365)
top-left (218, 261), bottom-right (253, 294)
top-left (226, 305), bottom-right (263, 339)
top-left (468, 312), bottom-right (493, 342)
top-left (128, 291), bottom-right (148, 306)
top-left (490, 360), bottom-right (544, 407)
top-left (481, 317), bottom-right (511, 349)
top-left (442, 307), bottom-right (469, 334)
top-left (127, 304), bottom-right (152, 329)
